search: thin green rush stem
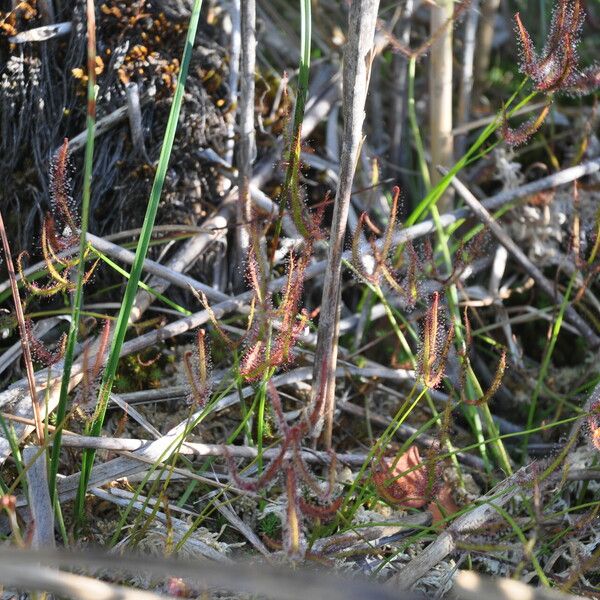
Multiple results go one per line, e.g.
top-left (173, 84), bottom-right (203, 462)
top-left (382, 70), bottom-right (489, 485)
top-left (407, 56), bottom-right (495, 472)
top-left (406, 80), bottom-right (536, 227)
top-left (75, 0), bottom-right (205, 525)
top-left (272, 0), bottom-right (311, 246)
top-left (49, 0), bottom-right (97, 504)
top-left (90, 247), bottom-right (191, 316)
top-left (256, 380), bottom-right (268, 476)
top-left (489, 502), bottom-right (550, 586)
top-left (522, 273), bottom-right (577, 457)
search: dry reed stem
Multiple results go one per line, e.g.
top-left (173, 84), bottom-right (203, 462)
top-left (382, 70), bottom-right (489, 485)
top-left (311, 0), bottom-right (380, 449)
top-left (390, 0), bottom-right (415, 168)
top-left (0, 209), bottom-right (44, 442)
top-left (474, 0), bottom-right (501, 91)
top-left (23, 445), bottom-right (55, 549)
top-left (429, 0), bottom-right (455, 211)
top-left (235, 0), bottom-right (256, 290)
top-left (60, 93), bottom-right (151, 154)
top-left (225, 0), bottom-right (241, 167)
top-left (457, 0), bottom-right (480, 156)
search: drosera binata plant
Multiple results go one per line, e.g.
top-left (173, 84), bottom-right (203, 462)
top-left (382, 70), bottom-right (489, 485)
top-left (195, 199), bottom-right (323, 384)
top-left (225, 377), bottom-right (341, 558)
top-left (182, 328), bottom-right (212, 408)
top-left (16, 140), bottom-right (99, 299)
top-left (350, 186), bottom-right (421, 309)
top-left (417, 291), bottom-right (456, 391)
top-left (504, 0), bottom-right (600, 144)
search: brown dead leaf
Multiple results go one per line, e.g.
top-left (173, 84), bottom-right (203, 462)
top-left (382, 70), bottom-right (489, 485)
top-left (428, 482), bottom-right (460, 525)
top-left (372, 445), bottom-right (460, 525)
top-left (372, 445), bottom-right (431, 509)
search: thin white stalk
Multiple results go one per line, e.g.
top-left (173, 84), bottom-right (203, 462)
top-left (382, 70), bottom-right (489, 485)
top-left (225, 0), bottom-right (241, 168)
top-left (457, 0), bottom-right (480, 156)
top-left (23, 446), bottom-right (55, 549)
top-left (429, 0), bottom-right (455, 211)
top-left (474, 0), bottom-right (501, 92)
top-left (235, 0), bottom-right (256, 289)
top-left (311, 0), bottom-right (380, 449)
top-left (390, 0), bottom-right (414, 168)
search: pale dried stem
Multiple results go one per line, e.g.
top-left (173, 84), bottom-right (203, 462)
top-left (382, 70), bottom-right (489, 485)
top-left (62, 93), bottom-right (151, 155)
top-left (55, 434), bottom-right (369, 466)
top-left (225, 0), bottom-right (241, 167)
top-left (390, 0), bottom-right (415, 168)
top-left (457, 1), bottom-right (480, 156)
top-left (235, 0), bottom-right (256, 290)
top-left (125, 82), bottom-right (149, 161)
top-left (0, 209), bottom-right (44, 442)
top-left (311, 0), bottom-right (380, 449)
top-left (429, 0), bottom-right (455, 211)
top-left (23, 445), bottom-right (55, 549)
top-left (474, 0), bottom-right (501, 92)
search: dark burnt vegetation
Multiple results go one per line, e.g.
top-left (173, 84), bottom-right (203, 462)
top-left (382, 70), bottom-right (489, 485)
top-left (0, 0), bottom-right (229, 249)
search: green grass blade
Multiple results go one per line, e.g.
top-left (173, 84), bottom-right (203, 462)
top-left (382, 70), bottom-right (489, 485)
top-left (91, 247), bottom-right (192, 316)
top-left (48, 0), bottom-right (97, 504)
top-left (273, 0), bottom-right (311, 242)
top-left (74, 0), bottom-right (205, 525)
